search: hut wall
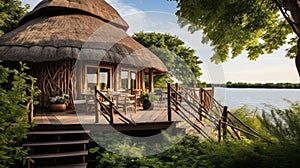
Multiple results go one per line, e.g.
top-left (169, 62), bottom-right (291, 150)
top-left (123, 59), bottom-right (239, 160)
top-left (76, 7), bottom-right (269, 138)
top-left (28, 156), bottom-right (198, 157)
top-left (29, 60), bottom-right (75, 107)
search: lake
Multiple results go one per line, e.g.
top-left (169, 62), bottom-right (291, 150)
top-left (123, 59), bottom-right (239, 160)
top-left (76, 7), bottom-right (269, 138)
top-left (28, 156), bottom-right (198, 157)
top-left (213, 87), bottom-right (300, 112)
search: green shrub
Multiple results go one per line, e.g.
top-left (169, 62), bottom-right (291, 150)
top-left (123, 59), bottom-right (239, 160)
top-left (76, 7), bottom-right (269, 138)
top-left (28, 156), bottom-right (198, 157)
top-left (93, 103), bottom-right (300, 168)
top-left (0, 62), bottom-right (39, 167)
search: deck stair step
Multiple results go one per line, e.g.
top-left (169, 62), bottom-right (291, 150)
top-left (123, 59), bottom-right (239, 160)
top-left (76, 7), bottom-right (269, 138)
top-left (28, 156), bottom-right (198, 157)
top-left (37, 163), bottom-right (87, 168)
top-left (27, 130), bottom-right (90, 135)
top-left (23, 139), bottom-right (89, 147)
top-left (25, 128), bottom-right (90, 168)
top-left (27, 150), bottom-right (88, 159)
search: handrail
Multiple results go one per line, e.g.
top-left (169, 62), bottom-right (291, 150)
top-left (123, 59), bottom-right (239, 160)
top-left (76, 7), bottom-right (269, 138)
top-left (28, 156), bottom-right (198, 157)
top-left (170, 96), bottom-right (206, 127)
top-left (94, 86), bottom-right (135, 125)
top-left (227, 111), bottom-right (263, 138)
top-left (201, 88), bottom-right (223, 108)
top-left (95, 90), bottom-right (114, 105)
top-left (167, 83), bottom-right (263, 141)
top-left (178, 87), bottom-right (221, 125)
top-left (168, 84), bottom-right (216, 138)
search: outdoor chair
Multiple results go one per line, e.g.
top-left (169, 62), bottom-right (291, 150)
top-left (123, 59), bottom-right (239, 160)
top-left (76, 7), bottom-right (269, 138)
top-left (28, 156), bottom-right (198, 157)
top-left (115, 93), bottom-right (137, 114)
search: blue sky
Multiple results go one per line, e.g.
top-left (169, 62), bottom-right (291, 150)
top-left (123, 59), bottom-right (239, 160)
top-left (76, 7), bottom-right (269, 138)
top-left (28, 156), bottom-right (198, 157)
top-left (21, 0), bottom-right (300, 83)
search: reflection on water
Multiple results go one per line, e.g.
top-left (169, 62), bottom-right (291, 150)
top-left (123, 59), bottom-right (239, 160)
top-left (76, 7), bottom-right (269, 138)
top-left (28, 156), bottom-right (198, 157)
top-left (213, 87), bottom-right (300, 111)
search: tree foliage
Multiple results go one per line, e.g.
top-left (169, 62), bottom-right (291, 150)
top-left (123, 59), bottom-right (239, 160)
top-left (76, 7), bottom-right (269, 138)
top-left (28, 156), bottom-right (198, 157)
top-left (0, 62), bottom-right (39, 167)
top-left (0, 0), bottom-right (29, 36)
top-left (132, 32), bottom-right (203, 87)
top-left (175, 0), bottom-right (294, 63)
top-left (226, 81), bottom-right (300, 88)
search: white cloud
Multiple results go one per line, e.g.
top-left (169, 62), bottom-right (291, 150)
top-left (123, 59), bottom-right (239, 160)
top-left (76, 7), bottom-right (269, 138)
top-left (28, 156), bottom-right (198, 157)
top-left (106, 0), bottom-right (144, 16)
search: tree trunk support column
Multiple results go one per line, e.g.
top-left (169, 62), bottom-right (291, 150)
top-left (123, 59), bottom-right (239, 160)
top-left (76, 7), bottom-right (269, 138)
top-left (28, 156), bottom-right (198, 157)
top-left (149, 68), bottom-right (154, 92)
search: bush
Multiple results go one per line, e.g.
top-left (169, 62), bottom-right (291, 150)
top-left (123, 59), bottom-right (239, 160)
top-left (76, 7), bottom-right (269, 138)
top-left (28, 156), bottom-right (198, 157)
top-left (92, 103), bottom-right (300, 168)
top-left (0, 62), bottom-right (39, 167)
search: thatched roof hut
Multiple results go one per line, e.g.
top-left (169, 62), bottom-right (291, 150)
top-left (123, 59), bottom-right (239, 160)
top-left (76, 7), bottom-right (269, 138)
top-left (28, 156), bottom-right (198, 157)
top-left (0, 0), bottom-right (167, 107)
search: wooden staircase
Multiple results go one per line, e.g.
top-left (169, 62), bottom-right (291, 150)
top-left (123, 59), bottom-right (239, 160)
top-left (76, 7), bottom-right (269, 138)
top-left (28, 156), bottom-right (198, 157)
top-left (24, 129), bottom-right (90, 168)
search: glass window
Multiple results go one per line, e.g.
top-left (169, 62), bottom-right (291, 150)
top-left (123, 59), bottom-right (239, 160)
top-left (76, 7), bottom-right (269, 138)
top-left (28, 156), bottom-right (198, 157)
top-left (121, 70), bottom-right (129, 89)
top-left (131, 72), bottom-right (136, 89)
top-left (100, 68), bottom-right (111, 91)
top-left (86, 66), bottom-right (98, 91)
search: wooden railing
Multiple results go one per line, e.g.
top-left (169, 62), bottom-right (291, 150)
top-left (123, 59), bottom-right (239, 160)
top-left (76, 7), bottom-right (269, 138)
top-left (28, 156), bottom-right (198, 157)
top-left (167, 83), bottom-right (262, 141)
top-left (94, 86), bottom-right (135, 125)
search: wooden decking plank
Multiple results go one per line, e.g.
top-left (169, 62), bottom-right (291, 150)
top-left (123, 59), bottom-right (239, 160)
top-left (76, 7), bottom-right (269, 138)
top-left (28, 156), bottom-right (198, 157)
top-left (26, 150), bottom-right (88, 159)
top-left (23, 139), bottom-right (89, 147)
top-left (33, 101), bottom-right (180, 125)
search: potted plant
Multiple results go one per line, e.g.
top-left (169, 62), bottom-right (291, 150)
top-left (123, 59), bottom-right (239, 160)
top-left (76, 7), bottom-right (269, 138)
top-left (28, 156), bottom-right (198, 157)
top-left (140, 92), bottom-right (159, 110)
top-left (49, 94), bottom-right (69, 112)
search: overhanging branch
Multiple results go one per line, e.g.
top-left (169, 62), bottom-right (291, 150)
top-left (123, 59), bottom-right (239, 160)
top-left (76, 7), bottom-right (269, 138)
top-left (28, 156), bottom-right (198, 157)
top-left (273, 0), bottom-right (300, 37)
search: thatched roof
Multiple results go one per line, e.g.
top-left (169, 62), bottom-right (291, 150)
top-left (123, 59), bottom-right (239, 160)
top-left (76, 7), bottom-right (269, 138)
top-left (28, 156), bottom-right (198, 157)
top-left (20, 0), bottom-right (129, 31)
top-left (0, 0), bottom-right (167, 73)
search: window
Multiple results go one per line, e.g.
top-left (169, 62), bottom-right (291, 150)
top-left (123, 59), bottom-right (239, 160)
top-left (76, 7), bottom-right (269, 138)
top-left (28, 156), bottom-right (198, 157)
top-left (131, 72), bottom-right (136, 89)
top-left (100, 68), bottom-right (111, 91)
top-left (86, 66), bottom-right (98, 91)
top-left (120, 70), bottom-right (137, 90)
top-left (121, 70), bottom-right (129, 89)
top-left (85, 65), bottom-right (112, 92)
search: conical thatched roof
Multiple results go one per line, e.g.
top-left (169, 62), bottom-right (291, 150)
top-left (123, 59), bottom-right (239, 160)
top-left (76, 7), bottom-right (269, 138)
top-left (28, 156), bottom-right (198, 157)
top-left (0, 0), bottom-right (167, 73)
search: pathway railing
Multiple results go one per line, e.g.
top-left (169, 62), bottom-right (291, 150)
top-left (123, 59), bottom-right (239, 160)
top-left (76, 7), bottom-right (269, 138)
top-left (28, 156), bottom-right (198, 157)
top-left (167, 83), bottom-right (262, 141)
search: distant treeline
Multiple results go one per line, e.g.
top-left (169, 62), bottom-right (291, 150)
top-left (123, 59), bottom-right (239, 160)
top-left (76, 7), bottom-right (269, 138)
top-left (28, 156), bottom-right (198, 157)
top-left (205, 82), bottom-right (300, 88)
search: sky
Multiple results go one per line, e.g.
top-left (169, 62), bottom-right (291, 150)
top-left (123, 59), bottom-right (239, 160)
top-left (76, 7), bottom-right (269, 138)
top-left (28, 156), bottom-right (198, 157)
top-left (21, 0), bottom-right (300, 83)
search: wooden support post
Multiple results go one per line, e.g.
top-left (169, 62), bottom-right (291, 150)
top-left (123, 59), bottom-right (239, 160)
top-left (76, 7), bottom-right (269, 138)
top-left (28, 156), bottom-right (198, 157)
top-left (175, 83), bottom-right (179, 112)
top-left (167, 83), bottom-right (171, 121)
top-left (218, 120), bottom-right (221, 143)
top-left (95, 86), bottom-right (100, 123)
top-left (149, 68), bottom-right (154, 92)
top-left (30, 100), bottom-right (34, 123)
top-left (109, 103), bottom-right (114, 125)
top-left (222, 106), bottom-right (228, 140)
top-left (141, 70), bottom-right (145, 93)
top-left (200, 88), bottom-right (203, 107)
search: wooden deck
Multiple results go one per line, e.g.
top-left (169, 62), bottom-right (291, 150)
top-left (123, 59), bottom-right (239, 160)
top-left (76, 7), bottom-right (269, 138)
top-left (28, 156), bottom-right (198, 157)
top-left (33, 101), bottom-right (184, 125)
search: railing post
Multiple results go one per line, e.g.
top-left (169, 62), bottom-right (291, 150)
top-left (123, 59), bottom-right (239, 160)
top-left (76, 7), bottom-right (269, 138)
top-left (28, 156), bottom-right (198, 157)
top-left (175, 83), bottom-right (179, 112)
top-left (109, 103), bottom-right (114, 125)
top-left (200, 88), bottom-right (203, 107)
top-left (222, 106), bottom-right (228, 140)
top-left (167, 83), bottom-right (171, 121)
top-left (218, 120), bottom-right (221, 142)
top-left (95, 86), bottom-right (100, 123)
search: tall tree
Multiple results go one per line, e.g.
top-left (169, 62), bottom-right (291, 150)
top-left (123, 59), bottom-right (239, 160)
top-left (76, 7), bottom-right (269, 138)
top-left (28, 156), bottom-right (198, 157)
top-left (0, 0), bottom-right (29, 36)
top-left (132, 32), bottom-right (203, 87)
top-left (175, 0), bottom-right (300, 76)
